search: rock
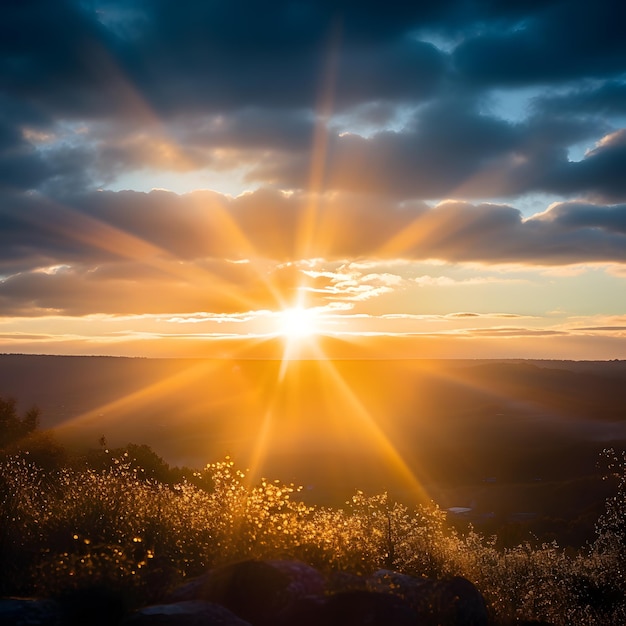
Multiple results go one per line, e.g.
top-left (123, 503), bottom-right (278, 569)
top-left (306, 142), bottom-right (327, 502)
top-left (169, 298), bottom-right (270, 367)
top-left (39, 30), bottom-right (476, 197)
top-left (0, 597), bottom-right (63, 626)
top-left (54, 584), bottom-right (130, 626)
top-left (122, 600), bottom-right (251, 625)
top-left (166, 577), bottom-right (208, 604)
top-left (266, 559), bottom-right (326, 599)
top-left (276, 589), bottom-right (418, 626)
top-left (368, 569), bottom-right (489, 626)
top-left (167, 559), bottom-right (324, 625)
top-left (2, 562), bottom-right (492, 626)
top-left (325, 570), bottom-right (368, 594)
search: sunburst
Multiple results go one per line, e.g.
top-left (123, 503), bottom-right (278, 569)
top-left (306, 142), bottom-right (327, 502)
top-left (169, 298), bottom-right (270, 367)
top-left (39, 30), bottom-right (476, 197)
top-left (277, 306), bottom-right (320, 340)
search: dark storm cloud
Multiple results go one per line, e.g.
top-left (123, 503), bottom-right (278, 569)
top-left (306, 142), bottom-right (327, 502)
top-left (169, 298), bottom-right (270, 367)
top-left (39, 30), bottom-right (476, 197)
top-left (182, 108), bottom-right (316, 153)
top-left (131, 15), bottom-right (448, 115)
top-left (6, 0), bottom-right (583, 126)
top-left (1, 0), bottom-right (626, 276)
top-left (4, 0), bottom-right (624, 122)
top-left (538, 130), bottom-right (626, 202)
top-left (1, 0), bottom-right (450, 121)
top-left (531, 81), bottom-right (626, 117)
top-left (0, 95), bottom-right (56, 190)
top-left (256, 98), bottom-right (614, 200)
top-left (0, 0), bottom-right (133, 118)
top-left (252, 97), bottom-right (524, 197)
top-left (0, 134), bottom-right (49, 191)
top-left (531, 200), bottom-right (626, 233)
top-left (453, 0), bottom-right (626, 86)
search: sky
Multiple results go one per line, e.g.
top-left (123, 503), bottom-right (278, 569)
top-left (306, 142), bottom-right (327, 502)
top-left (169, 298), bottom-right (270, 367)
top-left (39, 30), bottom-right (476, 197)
top-left (1, 0), bottom-right (626, 359)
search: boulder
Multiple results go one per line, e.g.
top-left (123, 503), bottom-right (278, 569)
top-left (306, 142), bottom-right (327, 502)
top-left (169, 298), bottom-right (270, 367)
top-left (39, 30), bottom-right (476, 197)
top-left (122, 600), bottom-right (250, 626)
top-left (368, 569), bottom-right (489, 626)
top-left (275, 589), bottom-right (418, 626)
top-left (0, 597), bottom-right (63, 626)
top-left (166, 559), bottom-right (324, 625)
top-left (325, 570), bottom-right (368, 594)
top-left (2, 562), bottom-right (493, 626)
top-left (54, 584), bottom-right (130, 626)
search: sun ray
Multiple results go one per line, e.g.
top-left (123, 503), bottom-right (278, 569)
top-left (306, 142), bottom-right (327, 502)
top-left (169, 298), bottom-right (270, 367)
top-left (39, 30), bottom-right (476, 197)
top-left (244, 403), bottom-right (282, 487)
top-left (311, 348), bottom-right (433, 503)
top-left (40, 19), bottom-right (496, 505)
top-left (53, 332), bottom-right (278, 437)
top-left (27, 194), bottom-right (257, 307)
top-left (374, 209), bottom-right (437, 259)
top-left (24, 192), bottom-right (306, 318)
top-left (188, 193), bottom-right (292, 309)
top-left (239, 306), bottom-right (434, 503)
top-left (53, 359), bottom-right (223, 435)
top-left (295, 22), bottom-right (341, 261)
top-left (30, 37), bottom-right (293, 318)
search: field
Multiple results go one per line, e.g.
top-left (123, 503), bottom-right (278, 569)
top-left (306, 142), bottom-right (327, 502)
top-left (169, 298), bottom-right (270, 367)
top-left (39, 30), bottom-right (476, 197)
top-left (3, 354), bottom-right (626, 546)
top-left (3, 355), bottom-right (626, 623)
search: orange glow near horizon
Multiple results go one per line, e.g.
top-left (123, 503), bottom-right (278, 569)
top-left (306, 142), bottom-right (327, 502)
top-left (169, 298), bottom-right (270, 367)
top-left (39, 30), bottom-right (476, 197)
top-left (241, 336), bottom-right (433, 504)
top-left (14, 29), bottom-right (626, 505)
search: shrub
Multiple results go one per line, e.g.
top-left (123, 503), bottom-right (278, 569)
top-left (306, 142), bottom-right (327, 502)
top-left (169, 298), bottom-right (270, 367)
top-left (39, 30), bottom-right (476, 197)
top-left (1, 451), bottom-right (626, 624)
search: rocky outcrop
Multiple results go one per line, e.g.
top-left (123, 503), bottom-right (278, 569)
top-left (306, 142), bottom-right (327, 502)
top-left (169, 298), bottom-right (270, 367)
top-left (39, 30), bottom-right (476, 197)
top-left (3, 559), bottom-right (493, 625)
top-left (123, 600), bottom-right (251, 625)
top-left (165, 559), bottom-right (325, 625)
top-left (164, 559), bottom-right (489, 625)
top-left (274, 589), bottom-right (418, 626)
top-left (0, 598), bottom-right (62, 626)
top-left (368, 569), bottom-right (489, 625)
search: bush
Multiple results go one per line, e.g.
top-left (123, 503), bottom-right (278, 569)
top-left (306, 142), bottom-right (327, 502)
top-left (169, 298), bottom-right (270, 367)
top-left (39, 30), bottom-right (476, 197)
top-left (1, 451), bottom-right (626, 624)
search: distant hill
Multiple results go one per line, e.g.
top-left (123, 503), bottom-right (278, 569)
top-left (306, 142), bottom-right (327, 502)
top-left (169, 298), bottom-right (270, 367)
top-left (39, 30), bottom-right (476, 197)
top-left (1, 354), bottom-right (625, 514)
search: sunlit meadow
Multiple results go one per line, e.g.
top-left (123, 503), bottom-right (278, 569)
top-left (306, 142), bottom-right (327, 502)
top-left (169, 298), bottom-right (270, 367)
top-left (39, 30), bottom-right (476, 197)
top-left (2, 448), bottom-right (626, 624)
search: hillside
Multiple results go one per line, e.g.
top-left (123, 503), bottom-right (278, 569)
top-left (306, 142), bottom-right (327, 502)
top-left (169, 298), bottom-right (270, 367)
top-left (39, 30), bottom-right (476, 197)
top-left (2, 354), bottom-right (625, 544)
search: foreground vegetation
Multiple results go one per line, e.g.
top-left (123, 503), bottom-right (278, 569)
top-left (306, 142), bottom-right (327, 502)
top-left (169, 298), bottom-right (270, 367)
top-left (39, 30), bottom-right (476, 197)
top-left (1, 399), bottom-right (626, 624)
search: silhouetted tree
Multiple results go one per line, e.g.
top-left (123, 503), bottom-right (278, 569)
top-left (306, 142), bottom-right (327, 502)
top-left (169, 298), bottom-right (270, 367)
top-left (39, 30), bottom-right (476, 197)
top-left (86, 441), bottom-right (172, 483)
top-left (0, 396), bottom-right (40, 449)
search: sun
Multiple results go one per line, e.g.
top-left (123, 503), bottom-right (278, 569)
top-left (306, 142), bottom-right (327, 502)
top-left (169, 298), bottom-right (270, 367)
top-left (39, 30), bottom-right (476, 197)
top-left (278, 306), bottom-right (319, 339)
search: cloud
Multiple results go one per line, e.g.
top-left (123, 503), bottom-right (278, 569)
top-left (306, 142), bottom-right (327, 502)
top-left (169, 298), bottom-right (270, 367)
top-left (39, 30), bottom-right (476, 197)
top-left (452, 0), bottom-right (626, 87)
top-left (574, 326), bottom-right (626, 332)
top-left (0, 111), bottom-right (52, 191)
top-left (564, 131), bottom-right (626, 201)
top-left (531, 81), bottom-right (626, 118)
top-left (2, 189), bottom-right (626, 280)
top-left (301, 265), bottom-right (406, 302)
top-left (251, 97), bottom-right (625, 201)
top-left (0, 1), bottom-right (450, 123)
top-left (459, 327), bottom-right (565, 338)
top-left (1, 0), bottom-right (624, 205)
top-left (445, 312), bottom-right (528, 319)
top-left (305, 98), bottom-right (524, 198)
top-left (530, 199), bottom-right (626, 233)
top-left (0, 244), bottom-right (328, 317)
top-left (0, 0), bottom-right (625, 362)
top-left (6, 189), bottom-right (626, 319)
top-left (414, 275), bottom-right (527, 287)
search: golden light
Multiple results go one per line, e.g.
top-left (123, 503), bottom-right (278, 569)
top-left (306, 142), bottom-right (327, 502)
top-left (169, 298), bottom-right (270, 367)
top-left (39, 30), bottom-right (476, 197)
top-left (43, 29), bottom-right (433, 508)
top-left (277, 306), bottom-right (320, 339)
